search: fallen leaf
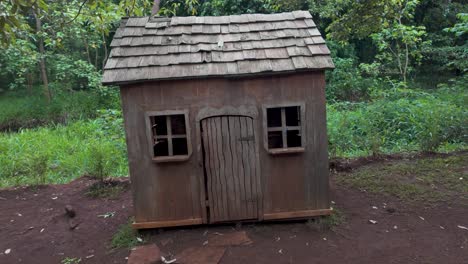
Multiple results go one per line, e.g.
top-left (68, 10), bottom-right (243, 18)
top-left (372, 206), bottom-right (378, 210)
top-left (161, 256), bottom-right (177, 264)
top-left (393, 225), bottom-right (398, 230)
top-left (51, 197), bottom-right (58, 200)
top-left (97, 212), bottom-right (115, 218)
top-left (85, 255), bottom-right (94, 259)
top-left (457, 225), bottom-right (468, 231)
top-left (5, 249), bottom-right (11, 254)
top-left (440, 226), bottom-right (445, 230)
top-left (202, 240), bottom-right (208, 246)
top-left (419, 216), bottom-right (425, 221)
top-left (369, 220), bottom-right (378, 224)
top-left (137, 237), bottom-right (143, 243)
top-left (40, 228), bottom-right (45, 233)
top-left (278, 249), bottom-right (283, 254)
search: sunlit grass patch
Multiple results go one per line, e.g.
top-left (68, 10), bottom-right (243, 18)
top-left (336, 153), bottom-right (468, 204)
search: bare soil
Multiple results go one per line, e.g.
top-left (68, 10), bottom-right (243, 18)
top-left (1, 156), bottom-right (467, 264)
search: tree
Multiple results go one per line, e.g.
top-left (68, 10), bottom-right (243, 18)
top-left (371, 0), bottom-right (429, 83)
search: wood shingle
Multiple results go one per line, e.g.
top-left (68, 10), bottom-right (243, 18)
top-left (103, 11), bottom-right (334, 85)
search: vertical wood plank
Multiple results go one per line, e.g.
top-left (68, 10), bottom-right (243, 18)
top-left (239, 117), bottom-right (253, 218)
top-left (246, 118), bottom-right (258, 218)
top-left (228, 116), bottom-right (242, 219)
top-left (207, 118), bottom-right (220, 221)
top-left (221, 116), bottom-right (235, 219)
top-left (233, 116), bottom-right (247, 219)
top-left (214, 117), bottom-right (229, 221)
top-left (211, 118), bottom-right (223, 221)
top-left (202, 120), bottom-right (214, 221)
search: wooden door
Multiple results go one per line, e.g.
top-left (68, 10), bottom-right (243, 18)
top-left (201, 116), bottom-right (261, 223)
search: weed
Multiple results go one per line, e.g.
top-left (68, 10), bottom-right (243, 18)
top-left (0, 119), bottom-right (128, 188)
top-left (86, 181), bottom-right (127, 199)
top-left (336, 154), bottom-right (468, 204)
top-left (307, 207), bottom-right (345, 231)
top-left (30, 154), bottom-right (48, 186)
top-left (61, 257), bottom-right (81, 264)
top-left (111, 219), bottom-right (142, 249)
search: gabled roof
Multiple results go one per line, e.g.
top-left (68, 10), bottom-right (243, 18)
top-left (102, 11), bottom-right (334, 85)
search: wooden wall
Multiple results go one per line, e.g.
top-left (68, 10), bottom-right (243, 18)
top-left (120, 71), bottom-right (330, 224)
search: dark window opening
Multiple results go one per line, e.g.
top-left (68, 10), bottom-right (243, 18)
top-left (266, 106), bottom-right (302, 150)
top-left (154, 139), bottom-right (169, 157)
top-left (171, 114), bottom-right (186, 135)
top-left (268, 131), bottom-right (283, 149)
top-left (150, 114), bottom-right (189, 158)
top-left (267, 108), bottom-right (282, 127)
top-left (172, 138), bottom-right (188, 155)
top-left (154, 116), bottom-right (167, 135)
top-left (287, 130), bottom-right (301, 148)
top-left (285, 106), bottom-right (300, 126)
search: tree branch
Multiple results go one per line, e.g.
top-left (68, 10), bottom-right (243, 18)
top-left (65, 0), bottom-right (89, 24)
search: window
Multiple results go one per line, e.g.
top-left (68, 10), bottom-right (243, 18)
top-left (147, 111), bottom-right (191, 162)
top-left (264, 104), bottom-right (305, 154)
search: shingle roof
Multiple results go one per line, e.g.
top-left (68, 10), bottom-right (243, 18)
top-left (102, 11), bottom-right (334, 85)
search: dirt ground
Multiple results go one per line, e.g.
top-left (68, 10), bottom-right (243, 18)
top-left (0, 155), bottom-right (467, 264)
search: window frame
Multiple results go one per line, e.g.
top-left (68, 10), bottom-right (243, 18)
top-left (145, 110), bottom-right (192, 163)
top-left (262, 103), bottom-right (306, 155)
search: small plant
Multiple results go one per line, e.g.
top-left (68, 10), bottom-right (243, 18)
top-left (61, 257), bottom-right (81, 264)
top-left (88, 146), bottom-right (107, 181)
top-left (307, 208), bottom-right (345, 231)
top-left (86, 180), bottom-right (127, 199)
top-left (30, 154), bottom-right (48, 186)
top-left (111, 219), bottom-right (142, 249)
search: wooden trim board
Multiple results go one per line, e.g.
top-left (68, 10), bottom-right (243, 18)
top-left (263, 209), bottom-right (332, 220)
top-left (133, 218), bottom-right (203, 229)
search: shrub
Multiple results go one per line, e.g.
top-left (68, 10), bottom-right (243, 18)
top-left (327, 87), bottom-right (467, 157)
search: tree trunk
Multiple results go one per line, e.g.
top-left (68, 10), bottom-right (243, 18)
top-left (101, 32), bottom-right (108, 70)
top-left (33, 6), bottom-right (52, 103)
top-left (83, 37), bottom-right (92, 64)
top-left (152, 0), bottom-right (161, 16)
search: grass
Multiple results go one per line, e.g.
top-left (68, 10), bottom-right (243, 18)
top-left (111, 220), bottom-right (141, 249)
top-left (327, 87), bottom-right (467, 157)
top-left (0, 118), bottom-right (128, 188)
top-left (61, 257), bottom-right (82, 264)
top-left (307, 207), bottom-right (345, 231)
top-left (86, 181), bottom-right (127, 199)
top-left (336, 153), bottom-right (468, 204)
top-left (0, 86), bottom-right (465, 188)
top-left (0, 90), bottom-right (105, 131)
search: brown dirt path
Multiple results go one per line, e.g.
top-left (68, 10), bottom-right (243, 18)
top-left (0, 157), bottom-right (467, 264)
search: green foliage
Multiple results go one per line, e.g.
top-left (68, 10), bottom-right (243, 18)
top-left (111, 220), bottom-right (141, 249)
top-left (61, 257), bottom-right (81, 264)
top-left (0, 116), bottom-right (128, 188)
top-left (307, 207), bottom-right (345, 231)
top-left (327, 87), bottom-right (467, 157)
top-left (336, 154), bottom-right (468, 204)
top-left (326, 42), bottom-right (379, 101)
top-left (0, 90), bottom-right (111, 131)
top-left (86, 181), bottom-right (127, 199)
top-left (445, 13), bottom-right (468, 37)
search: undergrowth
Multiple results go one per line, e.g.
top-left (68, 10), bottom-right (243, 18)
top-left (0, 110), bottom-right (127, 188)
top-left (336, 153), bottom-right (468, 204)
top-left (111, 219), bottom-right (142, 249)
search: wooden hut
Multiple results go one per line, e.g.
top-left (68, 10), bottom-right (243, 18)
top-left (102, 11), bottom-right (335, 229)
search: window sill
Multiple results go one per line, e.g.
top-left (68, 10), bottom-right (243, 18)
top-left (268, 147), bottom-right (305, 155)
top-left (152, 155), bottom-right (190, 163)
